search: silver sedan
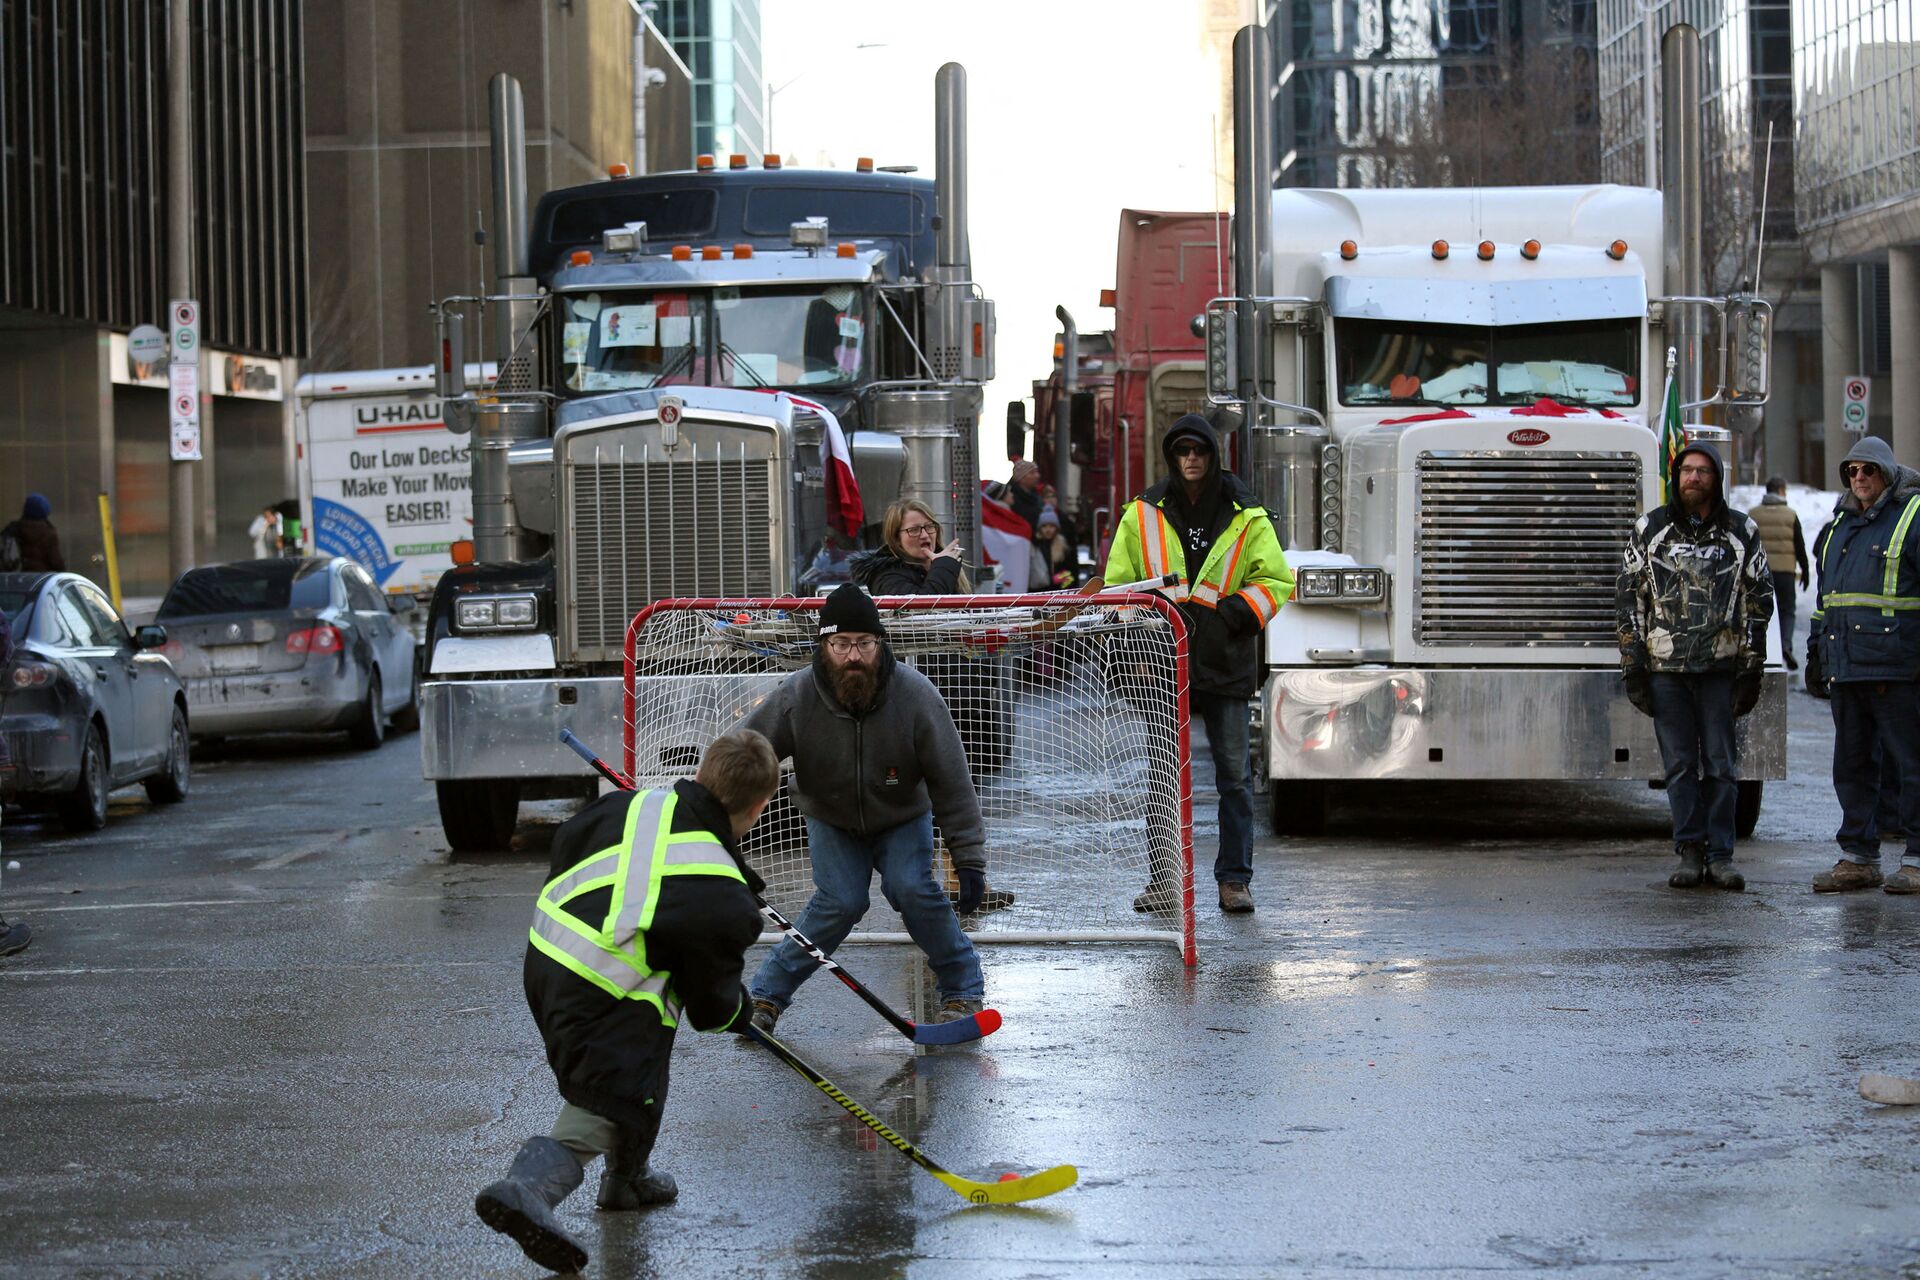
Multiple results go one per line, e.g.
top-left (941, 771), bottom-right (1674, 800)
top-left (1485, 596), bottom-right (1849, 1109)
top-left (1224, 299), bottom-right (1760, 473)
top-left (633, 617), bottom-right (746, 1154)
top-left (157, 557), bottom-right (418, 748)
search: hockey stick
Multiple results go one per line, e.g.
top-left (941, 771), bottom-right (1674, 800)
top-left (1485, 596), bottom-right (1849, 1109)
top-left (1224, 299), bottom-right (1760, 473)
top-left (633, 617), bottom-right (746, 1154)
top-left (559, 729), bottom-right (1003, 1047)
top-left (743, 1022), bottom-right (1076, 1204)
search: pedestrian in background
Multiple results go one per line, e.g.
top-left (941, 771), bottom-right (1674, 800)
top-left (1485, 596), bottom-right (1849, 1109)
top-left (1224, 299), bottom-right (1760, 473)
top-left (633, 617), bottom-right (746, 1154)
top-left (1618, 441), bottom-right (1772, 891)
top-left (1805, 437), bottom-right (1920, 894)
top-left (1034, 506), bottom-right (1076, 587)
top-left (740, 584), bottom-right (989, 1032)
top-left (1096, 413), bottom-right (1293, 914)
top-left (473, 732), bottom-right (778, 1274)
top-left (1746, 477), bottom-right (1810, 670)
top-left (248, 505), bottom-right (281, 559)
top-left (850, 500), bottom-right (969, 594)
top-left (9, 494), bottom-right (65, 573)
top-left (0, 603), bottom-right (30, 957)
top-left (1007, 459), bottom-right (1045, 532)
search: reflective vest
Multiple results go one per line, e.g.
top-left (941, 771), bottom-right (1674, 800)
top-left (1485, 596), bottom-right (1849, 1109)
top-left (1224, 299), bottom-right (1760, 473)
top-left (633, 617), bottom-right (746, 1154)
top-left (1107, 497), bottom-right (1291, 627)
top-left (1818, 495), bottom-right (1920, 615)
top-left (527, 788), bottom-right (745, 1025)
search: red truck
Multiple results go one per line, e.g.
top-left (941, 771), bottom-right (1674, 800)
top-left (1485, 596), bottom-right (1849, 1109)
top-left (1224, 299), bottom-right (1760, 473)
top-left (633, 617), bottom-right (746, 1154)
top-left (1024, 209), bottom-right (1228, 563)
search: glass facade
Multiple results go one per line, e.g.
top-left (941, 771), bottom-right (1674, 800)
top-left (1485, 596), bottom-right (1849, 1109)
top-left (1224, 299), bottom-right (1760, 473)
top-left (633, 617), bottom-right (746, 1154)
top-left (660, 0), bottom-right (765, 161)
top-left (1274, 0), bottom-right (1598, 188)
top-left (1792, 0), bottom-right (1920, 233)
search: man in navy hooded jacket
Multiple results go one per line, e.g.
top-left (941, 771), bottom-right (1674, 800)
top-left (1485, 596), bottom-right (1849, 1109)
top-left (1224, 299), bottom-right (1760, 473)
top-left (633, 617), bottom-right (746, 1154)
top-left (1617, 441), bottom-right (1773, 890)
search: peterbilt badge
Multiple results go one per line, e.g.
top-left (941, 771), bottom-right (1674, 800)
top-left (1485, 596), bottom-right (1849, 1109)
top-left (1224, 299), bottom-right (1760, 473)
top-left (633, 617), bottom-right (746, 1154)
top-left (1506, 428), bottom-right (1551, 446)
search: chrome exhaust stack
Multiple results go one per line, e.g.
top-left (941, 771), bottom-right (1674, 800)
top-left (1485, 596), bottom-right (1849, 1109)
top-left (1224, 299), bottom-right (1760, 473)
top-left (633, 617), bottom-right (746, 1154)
top-left (1661, 24), bottom-right (1705, 407)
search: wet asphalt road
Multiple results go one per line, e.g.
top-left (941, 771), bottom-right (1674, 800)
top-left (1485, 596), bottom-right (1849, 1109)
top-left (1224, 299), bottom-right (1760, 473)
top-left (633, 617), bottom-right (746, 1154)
top-left (3, 691), bottom-right (1919, 1280)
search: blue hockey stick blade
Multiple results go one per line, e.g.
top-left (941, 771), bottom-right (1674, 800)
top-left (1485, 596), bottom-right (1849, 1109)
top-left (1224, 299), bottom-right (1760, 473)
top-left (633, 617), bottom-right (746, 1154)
top-left (910, 1008), bottom-right (1003, 1045)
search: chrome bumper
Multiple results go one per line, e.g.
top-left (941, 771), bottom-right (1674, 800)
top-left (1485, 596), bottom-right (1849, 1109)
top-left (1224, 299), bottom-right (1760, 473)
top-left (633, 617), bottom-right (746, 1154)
top-left (1263, 667), bottom-right (1788, 782)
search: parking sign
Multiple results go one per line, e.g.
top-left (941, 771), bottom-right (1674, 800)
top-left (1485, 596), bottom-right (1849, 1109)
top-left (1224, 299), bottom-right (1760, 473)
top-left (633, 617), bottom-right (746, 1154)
top-left (1843, 376), bottom-right (1870, 433)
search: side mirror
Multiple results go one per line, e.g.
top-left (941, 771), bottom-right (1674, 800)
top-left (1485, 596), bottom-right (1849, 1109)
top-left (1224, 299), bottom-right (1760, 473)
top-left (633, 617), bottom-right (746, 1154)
top-left (1070, 390), bottom-right (1096, 461)
top-left (1005, 400), bottom-right (1027, 462)
top-left (1724, 297), bottom-right (1771, 404)
top-left (435, 309), bottom-right (467, 400)
top-left (1205, 304), bottom-right (1239, 399)
top-left (134, 624), bottom-right (168, 650)
top-left (388, 594), bottom-right (418, 616)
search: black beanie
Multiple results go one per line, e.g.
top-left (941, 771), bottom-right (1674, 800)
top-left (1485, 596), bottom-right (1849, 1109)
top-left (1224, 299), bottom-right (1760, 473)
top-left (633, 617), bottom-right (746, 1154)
top-left (819, 583), bottom-right (885, 639)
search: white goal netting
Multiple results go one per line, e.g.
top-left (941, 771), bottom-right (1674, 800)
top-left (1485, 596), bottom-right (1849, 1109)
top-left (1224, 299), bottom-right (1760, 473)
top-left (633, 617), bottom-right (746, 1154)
top-left (621, 593), bottom-right (1195, 963)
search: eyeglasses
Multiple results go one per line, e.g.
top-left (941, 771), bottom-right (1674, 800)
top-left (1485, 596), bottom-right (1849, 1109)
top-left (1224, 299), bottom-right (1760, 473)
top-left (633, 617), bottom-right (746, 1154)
top-left (1844, 463), bottom-right (1881, 480)
top-left (824, 636), bottom-right (880, 655)
top-left (898, 522), bottom-right (939, 537)
top-left (1172, 443), bottom-right (1212, 459)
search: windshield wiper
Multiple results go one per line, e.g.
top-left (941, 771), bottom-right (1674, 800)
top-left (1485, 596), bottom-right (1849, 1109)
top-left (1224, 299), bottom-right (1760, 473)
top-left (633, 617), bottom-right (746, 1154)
top-left (717, 340), bottom-right (770, 388)
top-left (649, 343), bottom-right (697, 386)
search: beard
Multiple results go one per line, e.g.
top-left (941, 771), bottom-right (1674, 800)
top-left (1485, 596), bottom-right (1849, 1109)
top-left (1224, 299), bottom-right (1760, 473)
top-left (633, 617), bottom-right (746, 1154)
top-left (829, 662), bottom-right (878, 713)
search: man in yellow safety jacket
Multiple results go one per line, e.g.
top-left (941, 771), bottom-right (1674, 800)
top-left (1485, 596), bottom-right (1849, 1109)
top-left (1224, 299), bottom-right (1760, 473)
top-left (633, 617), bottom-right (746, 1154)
top-left (1097, 413), bottom-right (1294, 914)
top-left (473, 732), bottom-right (778, 1274)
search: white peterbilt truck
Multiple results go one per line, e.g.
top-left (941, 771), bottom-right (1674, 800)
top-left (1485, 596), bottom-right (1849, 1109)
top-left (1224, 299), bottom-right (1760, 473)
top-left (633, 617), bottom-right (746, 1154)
top-left (1208, 23), bottom-right (1785, 834)
top-left (417, 67), bottom-right (994, 850)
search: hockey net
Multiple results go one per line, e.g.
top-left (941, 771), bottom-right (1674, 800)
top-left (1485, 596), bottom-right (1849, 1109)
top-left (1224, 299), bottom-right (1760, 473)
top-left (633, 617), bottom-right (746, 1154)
top-left (622, 593), bottom-right (1195, 964)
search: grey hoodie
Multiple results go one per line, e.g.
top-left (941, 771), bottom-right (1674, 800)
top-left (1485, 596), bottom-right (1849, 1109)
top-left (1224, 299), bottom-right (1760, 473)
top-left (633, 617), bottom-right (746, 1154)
top-left (739, 648), bottom-right (986, 869)
top-left (1838, 435), bottom-right (1920, 513)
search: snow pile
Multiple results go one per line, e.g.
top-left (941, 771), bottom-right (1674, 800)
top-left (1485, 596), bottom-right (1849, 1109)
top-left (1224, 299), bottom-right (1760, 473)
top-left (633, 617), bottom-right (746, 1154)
top-left (1728, 483), bottom-right (1844, 539)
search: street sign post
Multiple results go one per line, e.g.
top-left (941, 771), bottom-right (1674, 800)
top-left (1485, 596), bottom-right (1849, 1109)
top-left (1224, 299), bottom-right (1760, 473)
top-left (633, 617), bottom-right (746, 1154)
top-left (169, 298), bottom-right (202, 461)
top-left (1843, 375), bottom-right (1870, 434)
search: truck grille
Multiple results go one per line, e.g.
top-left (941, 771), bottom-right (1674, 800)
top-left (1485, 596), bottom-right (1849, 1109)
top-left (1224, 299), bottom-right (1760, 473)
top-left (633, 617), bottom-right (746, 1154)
top-left (1415, 451), bottom-right (1641, 647)
top-left (568, 440), bottom-right (775, 658)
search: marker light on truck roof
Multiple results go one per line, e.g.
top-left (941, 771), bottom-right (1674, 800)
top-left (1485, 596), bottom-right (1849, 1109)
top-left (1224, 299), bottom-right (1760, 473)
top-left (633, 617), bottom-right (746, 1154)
top-left (763, 155), bottom-right (782, 169)
top-left (856, 157), bottom-right (874, 173)
top-left (733, 243), bottom-right (754, 259)
top-left (1478, 240), bottom-right (1495, 260)
top-left (729, 154), bottom-right (748, 169)
top-left (836, 242), bottom-right (857, 258)
top-left (1432, 240), bottom-right (1449, 260)
top-left (1522, 239), bottom-right (1541, 260)
top-left (1608, 239), bottom-right (1629, 260)
top-left (1340, 240), bottom-right (1358, 260)
top-left (671, 245), bottom-right (692, 261)
top-left (607, 163), bottom-right (629, 178)
top-left (702, 245), bottom-right (723, 261)
top-left (570, 250), bottom-right (593, 266)
top-left (696, 154), bottom-right (715, 171)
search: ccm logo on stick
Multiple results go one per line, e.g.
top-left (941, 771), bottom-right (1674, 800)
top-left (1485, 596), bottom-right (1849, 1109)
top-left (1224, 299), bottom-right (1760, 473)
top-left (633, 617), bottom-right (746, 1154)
top-left (1506, 428), bottom-right (1551, 447)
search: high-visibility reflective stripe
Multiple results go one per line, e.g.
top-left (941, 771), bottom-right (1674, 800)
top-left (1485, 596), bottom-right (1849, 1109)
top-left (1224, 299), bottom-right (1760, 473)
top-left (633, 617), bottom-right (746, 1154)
top-left (543, 852), bottom-right (620, 905)
top-left (1212, 524), bottom-right (1252, 596)
top-left (1134, 501), bottom-right (1190, 600)
top-left (607, 789), bottom-right (673, 942)
top-left (661, 835), bottom-right (730, 866)
top-left (1882, 496), bottom-right (1919, 608)
top-left (1822, 594), bottom-right (1920, 611)
top-left (1237, 582), bottom-right (1280, 624)
top-left (530, 901), bottom-right (682, 1023)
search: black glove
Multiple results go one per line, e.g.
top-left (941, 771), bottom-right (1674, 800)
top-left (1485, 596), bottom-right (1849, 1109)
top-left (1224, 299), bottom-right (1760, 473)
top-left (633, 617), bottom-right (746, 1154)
top-left (1732, 669), bottom-right (1763, 718)
top-left (954, 866), bottom-right (985, 916)
top-left (1805, 640), bottom-right (1829, 699)
top-left (1623, 669), bottom-right (1656, 717)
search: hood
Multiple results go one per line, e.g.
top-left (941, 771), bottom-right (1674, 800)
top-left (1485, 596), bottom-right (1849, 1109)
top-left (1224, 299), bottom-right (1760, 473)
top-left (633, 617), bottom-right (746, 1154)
top-left (1160, 413), bottom-right (1222, 475)
top-left (1839, 435), bottom-right (1920, 512)
top-left (21, 493), bottom-right (50, 522)
top-left (1669, 440), bottom-right (1727, 521)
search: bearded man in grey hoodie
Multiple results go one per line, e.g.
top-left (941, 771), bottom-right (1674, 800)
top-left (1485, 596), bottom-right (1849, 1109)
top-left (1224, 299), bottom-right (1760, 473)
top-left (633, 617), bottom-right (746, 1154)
top-left (739, 584), bottom-right (987, 1029)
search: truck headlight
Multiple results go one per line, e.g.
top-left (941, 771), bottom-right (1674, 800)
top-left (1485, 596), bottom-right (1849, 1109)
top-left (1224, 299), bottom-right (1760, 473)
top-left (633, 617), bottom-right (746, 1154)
top-left (1296, 567), bottom-right (1386, 604)
top-left (1340, 570), bottom-right (1385, 602)
top-left (1299, 569), bottom-right (1342, 598)
top-left (456, 593), bottom-right (538, 632)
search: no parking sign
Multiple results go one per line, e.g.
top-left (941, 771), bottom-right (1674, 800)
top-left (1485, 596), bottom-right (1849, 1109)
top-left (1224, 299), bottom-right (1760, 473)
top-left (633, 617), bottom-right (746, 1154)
top-left (1843, 376), bottom-right (1870, 433)
top-left (169, 298), bottom-right (202, 460)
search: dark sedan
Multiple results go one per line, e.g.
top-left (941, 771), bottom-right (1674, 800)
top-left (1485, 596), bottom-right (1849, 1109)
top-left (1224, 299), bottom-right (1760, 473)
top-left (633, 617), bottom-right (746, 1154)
top-left (1, 572), bottom-right (190, 830)
top-left (157, 558), bottom-right (417, 748)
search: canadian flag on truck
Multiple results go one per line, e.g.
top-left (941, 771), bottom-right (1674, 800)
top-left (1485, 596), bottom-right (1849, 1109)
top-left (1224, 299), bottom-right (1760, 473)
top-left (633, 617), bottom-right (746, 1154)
top-left (979, 486), bottom-right (1037, 592)
top-left (773, 392), bottom-right (864, 538)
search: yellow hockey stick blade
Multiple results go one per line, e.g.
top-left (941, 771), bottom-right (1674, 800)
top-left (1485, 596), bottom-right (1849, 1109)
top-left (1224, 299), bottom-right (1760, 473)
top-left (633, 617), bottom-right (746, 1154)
top-left (932, 1163), bottom-right (1079, 1205)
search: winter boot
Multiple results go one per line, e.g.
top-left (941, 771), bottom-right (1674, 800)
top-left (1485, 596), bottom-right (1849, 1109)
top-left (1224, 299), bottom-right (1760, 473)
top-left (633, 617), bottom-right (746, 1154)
top-left (935, 998), bottom-right (985, 1024)
top-left (1883, 864), bottom-right (1920, 895)
top-left (1704, 859), bottom-right (1745, 892)
top-left (1813, 860), bottom-right (1883, 892)
top-left (1132, 882), bottom-right (1177, 913)
top-left (740, 998), bottom-right (780, 1036)
top-left (596, 1116), bottom-right (677, 1211)
top-left (0, 918), bottom-right (32, 957)
top-left (1218, 882), bottom-right (1255, 913)
top-left (1669, 842), bottom-right (1707, 888)
top-left (474, 1136), bottom-right (588, 1273)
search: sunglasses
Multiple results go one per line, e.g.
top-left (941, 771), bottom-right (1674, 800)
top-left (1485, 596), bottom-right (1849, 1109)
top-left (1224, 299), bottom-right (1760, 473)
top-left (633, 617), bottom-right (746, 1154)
top-left (1172, 443), bottom-right (1212, 459)
top-left (1843, 463), bottom-right (1881, 480)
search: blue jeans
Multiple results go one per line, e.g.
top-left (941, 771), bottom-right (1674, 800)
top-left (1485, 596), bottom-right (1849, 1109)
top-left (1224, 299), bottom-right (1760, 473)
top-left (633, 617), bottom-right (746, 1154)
top-left (750, 813), bottom-right (984, 1008)
top-left (1650, 672), bottom-right (1739, 860)
top-left (1192, 691), bottom-right (1254, 885)
top-left (1830, 679), bottom-right (1920, 865)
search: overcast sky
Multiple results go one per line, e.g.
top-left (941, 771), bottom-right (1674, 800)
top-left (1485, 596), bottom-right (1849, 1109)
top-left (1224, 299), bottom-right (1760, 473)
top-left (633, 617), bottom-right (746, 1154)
top-left (761, 0), bottom-right (1221, 479)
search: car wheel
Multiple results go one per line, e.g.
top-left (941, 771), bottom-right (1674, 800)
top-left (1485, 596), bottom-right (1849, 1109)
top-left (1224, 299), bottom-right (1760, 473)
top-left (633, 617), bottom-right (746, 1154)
top-left (144, 705), bottom-right (191, 804)
top-left (437, 778), bottom-right (521, 852)
top-left (390, 660), bottom-right (420, 734)
top-left (61, 724), bottom-right (110, 832)
top-left (348, 670), bottom-right (385, 750)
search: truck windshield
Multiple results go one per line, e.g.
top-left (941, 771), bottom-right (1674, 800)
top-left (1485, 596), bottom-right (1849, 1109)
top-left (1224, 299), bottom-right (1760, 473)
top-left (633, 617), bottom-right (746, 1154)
top-left (559, 285), bottom-right (863, 394)
top-left (1336, 317), bottom-right (1639, 409)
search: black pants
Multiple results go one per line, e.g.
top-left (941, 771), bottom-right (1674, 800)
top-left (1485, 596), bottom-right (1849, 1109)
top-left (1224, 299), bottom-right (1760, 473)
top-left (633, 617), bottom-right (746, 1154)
top-left (1830, 679), bottom-right (1920, 865)
top-left (1771, 572), bottom-right (1797, 666)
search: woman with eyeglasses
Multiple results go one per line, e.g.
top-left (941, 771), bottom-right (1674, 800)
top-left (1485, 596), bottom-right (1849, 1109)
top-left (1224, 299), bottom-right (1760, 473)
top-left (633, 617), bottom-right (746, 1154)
top-left (849, 499), bottom-right (971, 595)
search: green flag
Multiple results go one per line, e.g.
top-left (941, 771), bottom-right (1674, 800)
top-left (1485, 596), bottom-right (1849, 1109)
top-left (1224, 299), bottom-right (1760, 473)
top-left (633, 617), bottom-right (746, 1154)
top-left (1657, 354), bottom-right (1684, 505)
